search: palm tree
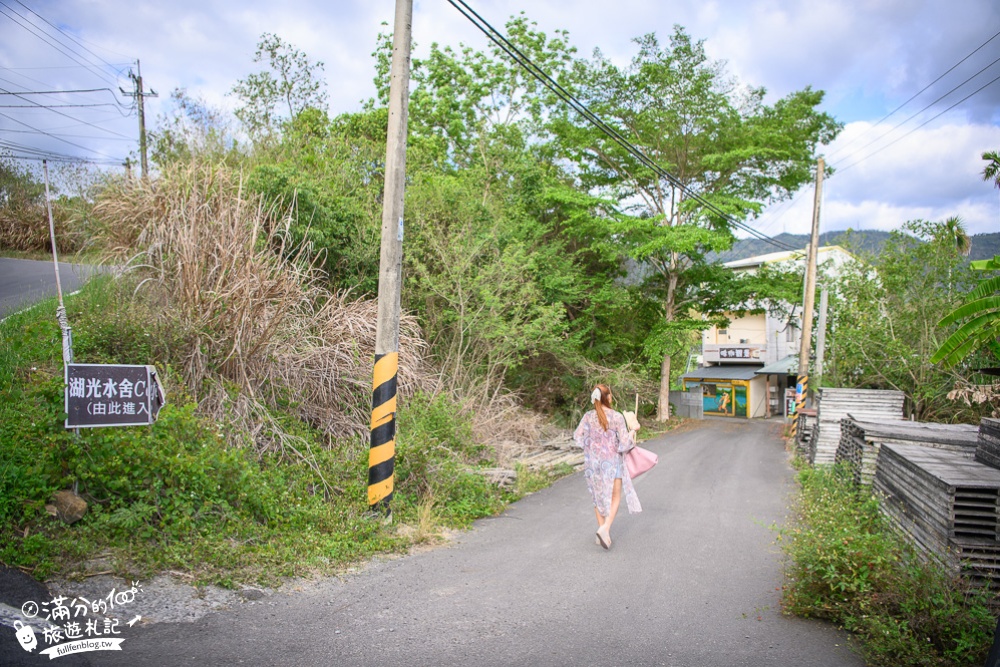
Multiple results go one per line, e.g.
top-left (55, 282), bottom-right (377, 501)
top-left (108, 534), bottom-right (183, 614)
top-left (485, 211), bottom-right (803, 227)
top-left (983, 150), bottom-right (1000, 189)
top-left (942, 215), bottom-right (971, 257)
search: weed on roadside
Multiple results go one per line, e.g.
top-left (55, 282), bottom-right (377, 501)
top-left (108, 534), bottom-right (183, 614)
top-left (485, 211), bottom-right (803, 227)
top-left (781, 464), bottom-right (995, 666)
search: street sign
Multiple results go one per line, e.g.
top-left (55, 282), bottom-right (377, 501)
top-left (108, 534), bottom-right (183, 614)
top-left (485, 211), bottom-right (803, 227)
top-left (65, 363), bottom-right (165, 429)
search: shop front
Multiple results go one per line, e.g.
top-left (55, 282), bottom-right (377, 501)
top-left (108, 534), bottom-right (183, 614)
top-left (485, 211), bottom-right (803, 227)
top-left (680, 365), bottom-right (767, 418)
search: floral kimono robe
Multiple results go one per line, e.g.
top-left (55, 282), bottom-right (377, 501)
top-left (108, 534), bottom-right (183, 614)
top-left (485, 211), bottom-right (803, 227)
top-left (573, 409), bottom-right (642, 516)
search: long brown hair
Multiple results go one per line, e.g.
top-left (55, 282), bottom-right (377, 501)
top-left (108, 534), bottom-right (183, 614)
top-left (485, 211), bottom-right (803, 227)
top-left (593, 384), bottom-right (613, 431)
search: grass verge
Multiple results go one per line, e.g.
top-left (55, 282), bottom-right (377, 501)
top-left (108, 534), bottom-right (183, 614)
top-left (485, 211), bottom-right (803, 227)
top-left (781, 464), bottom-right (995, 666)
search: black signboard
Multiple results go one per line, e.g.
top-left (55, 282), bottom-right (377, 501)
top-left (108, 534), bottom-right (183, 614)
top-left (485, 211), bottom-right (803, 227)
top-left (65, 364), bottom-right (165, 428)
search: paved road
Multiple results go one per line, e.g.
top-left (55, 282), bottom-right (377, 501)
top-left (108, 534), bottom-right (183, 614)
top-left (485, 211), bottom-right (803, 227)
top-left (113, 419), bottom-right (861, 666)
top-left (0, 257), bottom-right (100, 319)
top-left (1, 419), bottom-right (863, 666)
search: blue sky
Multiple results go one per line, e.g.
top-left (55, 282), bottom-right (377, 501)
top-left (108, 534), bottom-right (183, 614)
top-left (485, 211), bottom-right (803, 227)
top-left (1, 0), bottom-right (999, 238)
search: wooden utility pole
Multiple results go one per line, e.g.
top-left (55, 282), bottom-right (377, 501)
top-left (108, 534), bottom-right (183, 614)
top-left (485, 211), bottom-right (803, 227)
top-left (815, 287), bottom-right (829, 390)
top-left (368, 0), bottom-right (413, 518)
top-left (791, 158), bottom-right (824, 440)
top-left (123, 60), bottom-right (157, 179)
top-left (797, 159), bottom-right (824, 402)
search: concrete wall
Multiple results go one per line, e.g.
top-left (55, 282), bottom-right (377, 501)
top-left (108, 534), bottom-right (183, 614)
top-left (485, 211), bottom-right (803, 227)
top-left (670, 389), bottom-right (704, 419)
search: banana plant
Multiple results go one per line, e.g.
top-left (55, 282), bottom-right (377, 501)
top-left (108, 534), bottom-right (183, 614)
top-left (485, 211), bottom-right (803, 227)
top-left (931, 254), bottom-right (1000, 367)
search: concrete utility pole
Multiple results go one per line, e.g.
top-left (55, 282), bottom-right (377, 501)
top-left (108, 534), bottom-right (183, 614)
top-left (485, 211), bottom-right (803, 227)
top-left (122, 60), bottom-right (157, 179)
top-left (796, 157), bottom-right (824, 410)
top-left (368, 0), bottom-right (413, 518)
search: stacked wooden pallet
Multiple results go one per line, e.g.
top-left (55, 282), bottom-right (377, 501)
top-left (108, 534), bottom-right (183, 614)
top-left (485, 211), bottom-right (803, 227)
top-left (837, 418), bottom-right (980, 486)
top-left (480, 437), bottom-right (584, 488)
top-left (795, 408), bottom-right (817, 459)
top-left (873, 442), bottom-right (1000, 586)
top-left (977, 418), bottom-right (1000, 470)
top-left (810, 388), bottom-right (905, 465)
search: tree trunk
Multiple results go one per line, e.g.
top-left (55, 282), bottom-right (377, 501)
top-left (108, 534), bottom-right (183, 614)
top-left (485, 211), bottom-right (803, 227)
top-left (658, 352), bottom-right (672, 421)
top-left (657, 265), bottom-right (680, 421)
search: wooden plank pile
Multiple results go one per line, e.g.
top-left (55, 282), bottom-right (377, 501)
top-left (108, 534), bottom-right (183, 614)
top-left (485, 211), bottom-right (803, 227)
top-left (837, 418), bottom-right (979, 486)
top-left (976, 418), bottom-right (1000, 470)
top-left (809, 388), bottom-right (905, 465)
top-left (795, 408), bottom-right (817, 460)
top-left (479, 433), bottom-right (584, 488)
top-left (873, 442), bottom-right (1000, 587)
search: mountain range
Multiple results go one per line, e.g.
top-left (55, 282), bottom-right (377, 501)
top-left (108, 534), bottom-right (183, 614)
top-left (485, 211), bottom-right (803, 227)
top-left (713, 230), bottom-right (1000, 263)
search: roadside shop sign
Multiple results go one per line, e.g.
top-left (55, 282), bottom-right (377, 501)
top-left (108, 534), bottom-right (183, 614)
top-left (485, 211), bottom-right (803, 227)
top-left (65, 364), bottom-right (165, 428)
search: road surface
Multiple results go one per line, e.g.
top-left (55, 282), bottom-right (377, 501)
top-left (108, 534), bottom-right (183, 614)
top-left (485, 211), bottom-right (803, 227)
top-left (1, 419), bottom-right (863, 666)
top-left (0, 257), bottom-right (100, 319)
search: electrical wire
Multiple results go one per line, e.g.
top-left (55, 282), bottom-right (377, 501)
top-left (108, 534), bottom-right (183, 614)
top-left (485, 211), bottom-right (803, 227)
top-left (826, 28), bottom-right (1000, 162)
top-left (0, 86), bottom-right (135, 137)
top-left (836, 70), bottom-right (1000, 173)
top-left (12, 0), bottom-right (126, 73)
top-left (0, 1), bottom-right (120, 87)
top-left (830, 52), bottom-right (1000, 169)
top-left (445, 0), bottom-right (798, 251)
top-left (0, 110), bottom-right (124, 160)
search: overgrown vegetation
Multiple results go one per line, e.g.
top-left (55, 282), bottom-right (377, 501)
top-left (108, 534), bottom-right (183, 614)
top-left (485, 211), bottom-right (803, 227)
top-left (782, 464), bottom-right (994, 666)
top-left (0, 284), bottom-right (527, 584)
top-left (827, 219), bottom-right (1000, 422)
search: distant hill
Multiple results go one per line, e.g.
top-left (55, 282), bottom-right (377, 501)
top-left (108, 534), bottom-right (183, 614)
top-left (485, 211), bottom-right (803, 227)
top-left (712, 229), bottom-right (1000, 263)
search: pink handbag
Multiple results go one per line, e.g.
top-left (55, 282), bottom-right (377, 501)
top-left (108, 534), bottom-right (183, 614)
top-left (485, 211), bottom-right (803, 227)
top-left (625, 446), bottom-right (658, 478)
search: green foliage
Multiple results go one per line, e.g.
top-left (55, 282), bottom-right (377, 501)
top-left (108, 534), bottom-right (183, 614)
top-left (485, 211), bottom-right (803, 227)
top-left (549, 25), bottom-right (841, 414)
top-left (394, 392), bottom-right (507, 525)
top-left (932, 254), bottom-right (1000, 368)
top-left (149, 89), bottom-right (243, 168)
top-left (828, 219), bottom-right (993, 421)
top-left (782, 465), bottom-right (993, 667)
top-left (0, 283), bottom-right (514, 584)
top-left (230, 33), bottom-right (328, 141)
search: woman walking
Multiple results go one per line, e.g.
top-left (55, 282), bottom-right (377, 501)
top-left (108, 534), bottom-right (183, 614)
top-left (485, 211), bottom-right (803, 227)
top-left (573, 384), bottom-right (641, 549)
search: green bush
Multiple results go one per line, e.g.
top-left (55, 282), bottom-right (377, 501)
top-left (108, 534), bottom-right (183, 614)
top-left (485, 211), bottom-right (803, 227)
top-left (782, 464), bottom-right (995, 666)
top-left (394, 391), bottom-right (506, 524)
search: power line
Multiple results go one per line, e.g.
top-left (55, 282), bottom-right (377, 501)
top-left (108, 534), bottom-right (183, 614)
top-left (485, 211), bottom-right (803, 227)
top-left (0, 103), bottom-right (125, 108)
top-left (836, 70), bottom-right (1000, 174)
top-left (0, 110), bottom-right (124, 160)
top-left (0, 87), bottom-right (122, 95)
top-left (826, 28), bottom-right (1000, 162)
top-left (12, 0), bottom-right (125, 73)
top-left (830, 52), bottom-right (1000, 169)
top-left (0, 86), bottom-right (135, 137)
top-left (0, 2), bottom-right (119, 87)
top-left (1, 127), bottom-right (134, 141)
top-left (445, 0), bottom-right (796, 251)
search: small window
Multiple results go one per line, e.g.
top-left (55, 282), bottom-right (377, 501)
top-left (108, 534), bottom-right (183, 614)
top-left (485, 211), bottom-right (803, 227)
top-left (718, 329), bottom-right (728, 336)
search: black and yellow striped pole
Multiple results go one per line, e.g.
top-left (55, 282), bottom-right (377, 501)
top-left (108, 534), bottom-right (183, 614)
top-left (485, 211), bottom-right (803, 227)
top-left (368, 0), bottom-right (412, 518)
top-left (790, 374), bottom-right (807, 441)
top-left (368, 353), bottom-right (398, 513)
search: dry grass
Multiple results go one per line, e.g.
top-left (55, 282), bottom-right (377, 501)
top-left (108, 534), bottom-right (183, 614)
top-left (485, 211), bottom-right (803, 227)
top-left (0, 200), bottom-right (82, 254)
top-left (91, 162), bottom-right (436, 454)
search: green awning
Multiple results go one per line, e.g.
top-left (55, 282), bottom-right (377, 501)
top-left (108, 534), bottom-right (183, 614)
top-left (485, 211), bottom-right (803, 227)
top-left (681, 365), bottom-right (762, 382)
top-left (755, 355), bottom-right (798, 375)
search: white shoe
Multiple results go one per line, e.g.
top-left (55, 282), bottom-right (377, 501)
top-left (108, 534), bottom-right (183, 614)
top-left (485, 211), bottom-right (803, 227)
top-left (596, 526), bottom-right (611, 550)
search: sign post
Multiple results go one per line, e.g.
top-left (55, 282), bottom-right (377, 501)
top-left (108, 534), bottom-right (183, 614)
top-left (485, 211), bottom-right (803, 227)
top-left (65, 364), bottom-right (165, 429)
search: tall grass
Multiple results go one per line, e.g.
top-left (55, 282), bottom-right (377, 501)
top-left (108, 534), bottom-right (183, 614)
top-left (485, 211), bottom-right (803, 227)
top-left (90, 162), bottom-right (436, 455)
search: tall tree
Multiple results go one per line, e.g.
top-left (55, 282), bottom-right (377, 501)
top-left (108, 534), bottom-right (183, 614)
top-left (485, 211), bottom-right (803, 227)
top-left (832, 220), bottom-right (985, 421)
top-left (553, 27), bottom-right (841, 419)
top-left (231, 33), bottom-right (328, 142)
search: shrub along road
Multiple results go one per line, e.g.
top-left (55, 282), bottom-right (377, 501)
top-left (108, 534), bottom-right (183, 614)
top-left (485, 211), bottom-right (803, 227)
top-left (81, 418), bottom-right (862, 667)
